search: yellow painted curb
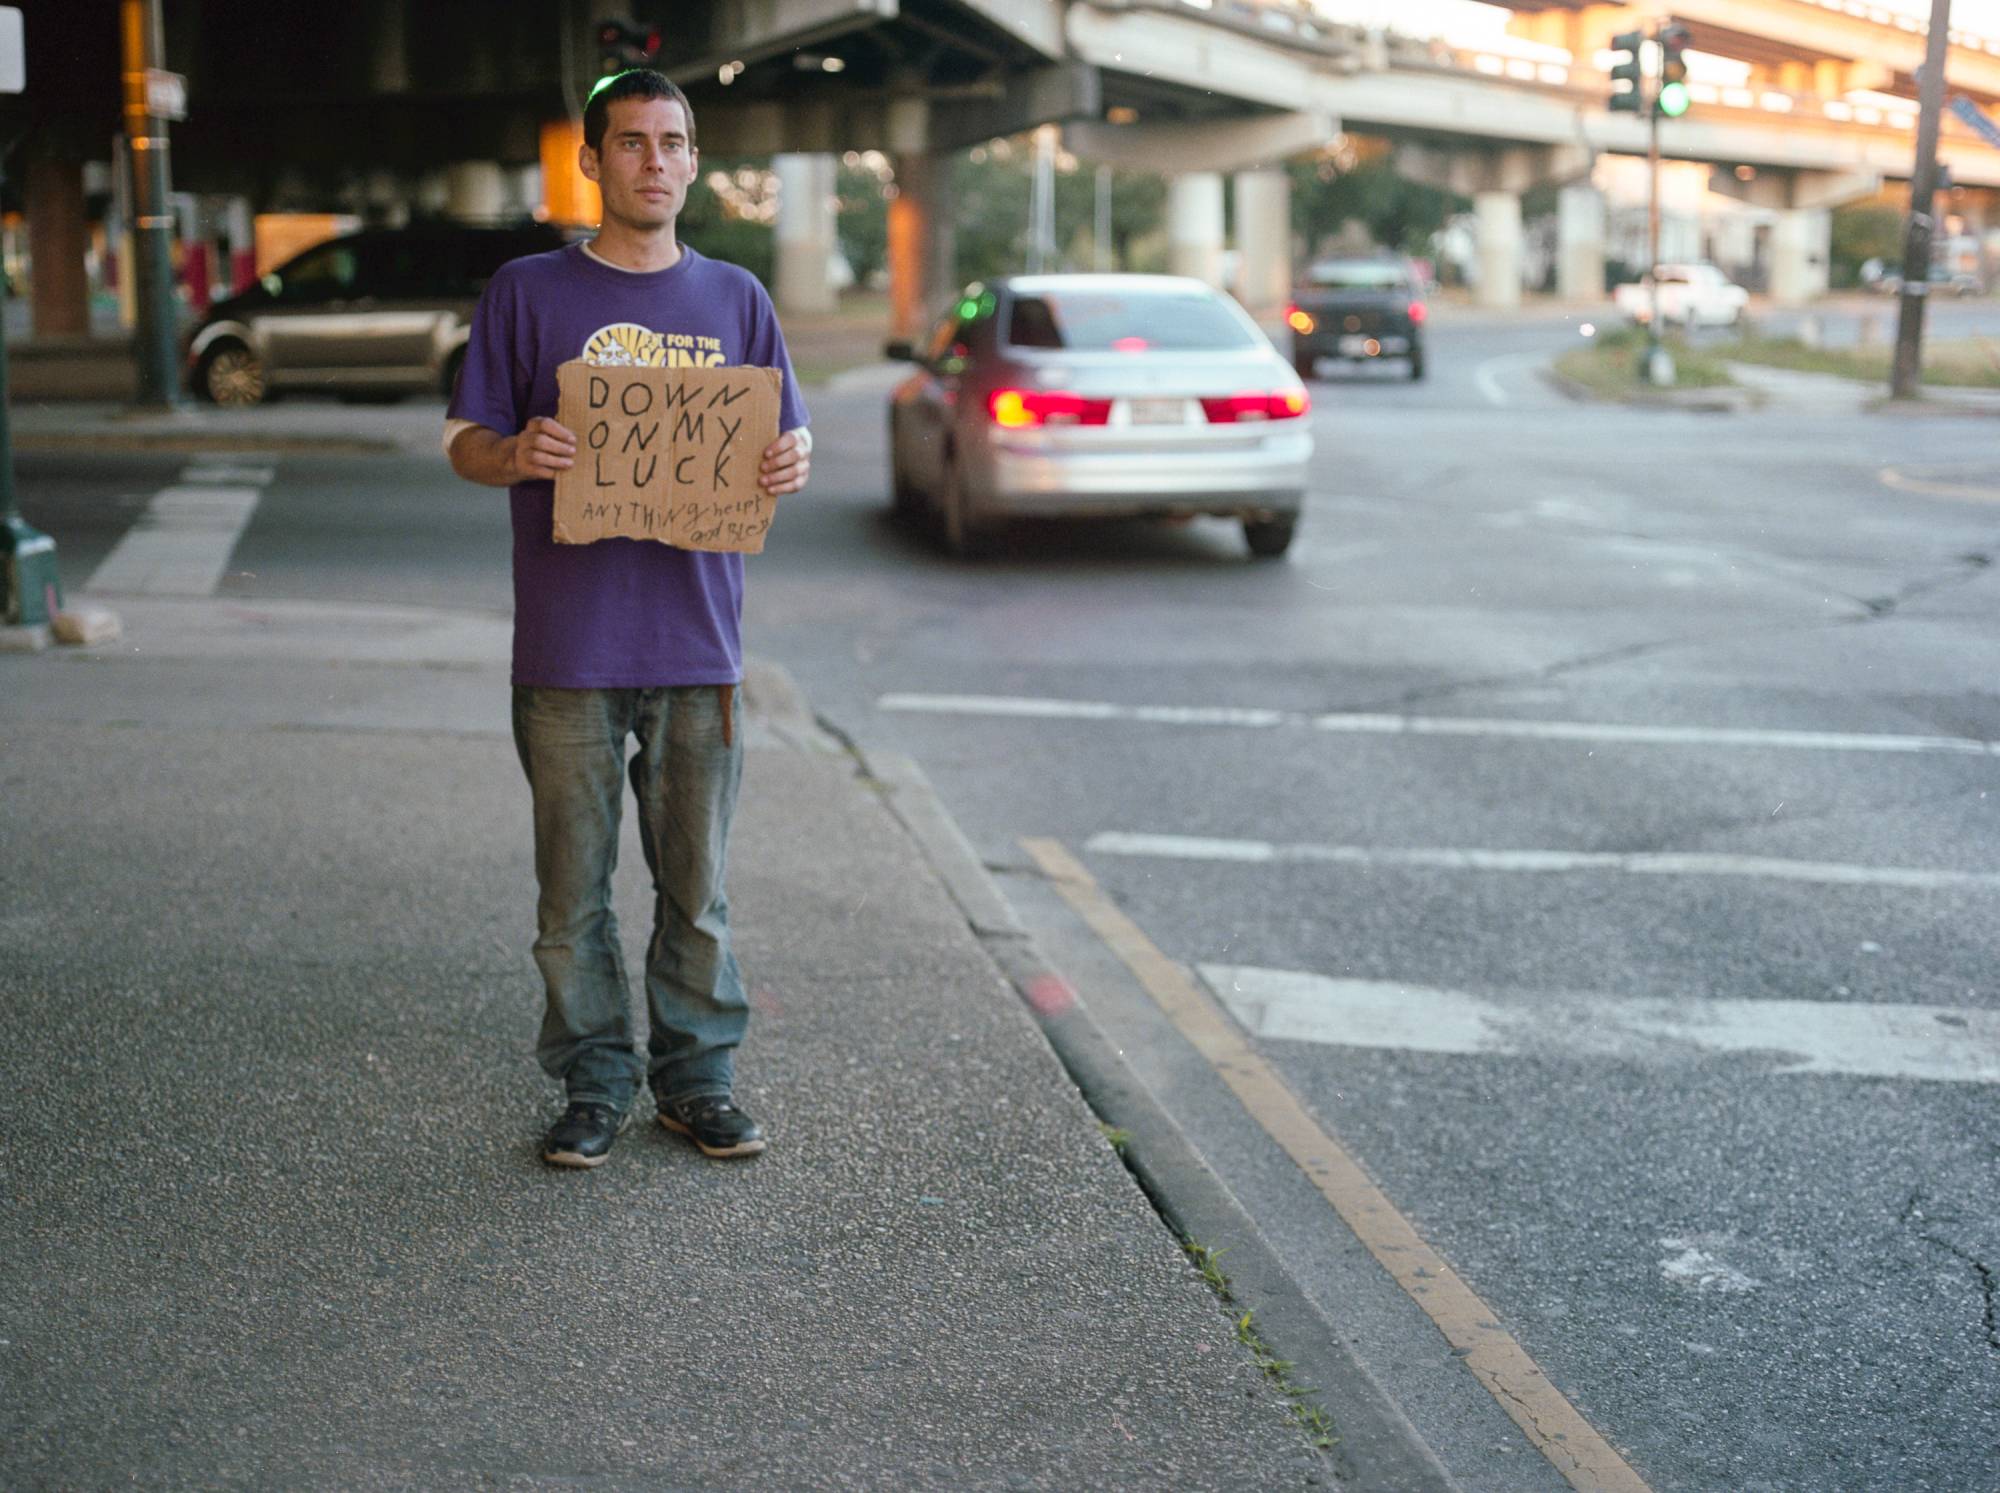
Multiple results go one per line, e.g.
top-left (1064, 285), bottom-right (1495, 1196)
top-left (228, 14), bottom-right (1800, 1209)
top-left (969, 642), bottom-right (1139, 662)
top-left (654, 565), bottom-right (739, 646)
top-left (1024, 836), bottom-right (1653, 1493)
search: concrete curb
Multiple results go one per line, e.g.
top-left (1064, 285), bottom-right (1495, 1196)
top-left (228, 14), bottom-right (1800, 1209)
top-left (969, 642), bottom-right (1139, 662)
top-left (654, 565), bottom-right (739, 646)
top-left (822, 722), bottom-right (1458, 1493)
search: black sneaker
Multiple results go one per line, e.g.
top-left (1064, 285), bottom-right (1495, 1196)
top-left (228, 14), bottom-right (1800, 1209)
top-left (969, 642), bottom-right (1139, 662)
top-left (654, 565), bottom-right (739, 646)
top-left (657, 1092), bottom-right (766, 1158)
top-left (542, 1101), bottom-right (632, 1169)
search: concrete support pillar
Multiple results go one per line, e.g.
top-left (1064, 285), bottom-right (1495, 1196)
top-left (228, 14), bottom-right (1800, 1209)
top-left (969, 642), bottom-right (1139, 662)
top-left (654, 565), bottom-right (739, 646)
top-left (886, 93), bottom-right (954, 341)
top-left (1232, 169), bottom-right (1291, 314)
top-left (1168, 172), bottom-right (1225, 287)
top-left (25, 158), bottom-right (92, 339)
top-left (444, 161), bottom-right (507, 223)
top-left (888, 153), bottom-right (955, 340)
top-left (774, 153), bottom-right (839, 315)
top-left (1769, 207), bottom-right (1832, 306)
top-left (1474, 190), bottom-right (1523, 309)
top-left (1556, 182), bottom-right (1606, 302)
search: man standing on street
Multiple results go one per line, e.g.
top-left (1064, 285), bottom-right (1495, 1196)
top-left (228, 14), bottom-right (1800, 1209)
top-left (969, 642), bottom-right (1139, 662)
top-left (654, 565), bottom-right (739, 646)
top-left (445, 69), bottom-right (811, 1169)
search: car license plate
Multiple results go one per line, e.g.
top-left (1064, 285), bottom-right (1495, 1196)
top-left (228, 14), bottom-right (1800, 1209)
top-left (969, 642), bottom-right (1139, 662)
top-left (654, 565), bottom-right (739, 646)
top-left (1338, 335), bottom-right (1372, 356)
top-left (1128, 398), bottom-right (1185, 425)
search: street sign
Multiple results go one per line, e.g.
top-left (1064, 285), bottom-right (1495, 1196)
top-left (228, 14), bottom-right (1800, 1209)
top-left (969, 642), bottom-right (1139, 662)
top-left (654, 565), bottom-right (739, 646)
top-left (0, 7), bottom-right (24, 95)
top-left (1950, 94), bottom-right (2000, 150)
top-left (145, 66), bottom-right (186, 120)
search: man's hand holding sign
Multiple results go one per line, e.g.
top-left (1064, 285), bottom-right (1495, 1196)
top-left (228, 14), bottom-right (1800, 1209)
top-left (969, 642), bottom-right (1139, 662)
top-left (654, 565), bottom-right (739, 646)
top-left (470, 364), bottom-right (808, 552)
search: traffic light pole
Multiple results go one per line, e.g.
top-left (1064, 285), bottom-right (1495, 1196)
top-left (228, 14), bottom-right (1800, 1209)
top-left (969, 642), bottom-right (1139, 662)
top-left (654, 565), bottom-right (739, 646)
top-left (1647, 84), bottom-right (1667, 382)
top-left (121, 0), bottom-right (182, 411)
top-left (0, 30), bottom-right (64, 630)
top-left (1890, 0), bottom-right (1955, 400)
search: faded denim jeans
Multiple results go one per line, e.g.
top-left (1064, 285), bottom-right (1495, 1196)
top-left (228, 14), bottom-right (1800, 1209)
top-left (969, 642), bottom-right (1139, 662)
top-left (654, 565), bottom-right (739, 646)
top-left (511, 684), bottom-right (748, 1113)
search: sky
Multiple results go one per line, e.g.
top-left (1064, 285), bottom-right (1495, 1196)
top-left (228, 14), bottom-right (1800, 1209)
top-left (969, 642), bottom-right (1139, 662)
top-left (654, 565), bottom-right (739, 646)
top-left (1306, 0), bottom-right (2000, 48)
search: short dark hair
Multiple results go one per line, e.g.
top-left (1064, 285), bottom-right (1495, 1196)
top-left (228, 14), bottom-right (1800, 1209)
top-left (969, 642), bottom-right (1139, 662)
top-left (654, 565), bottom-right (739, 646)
top-left (583, 69), bottom-right (697, 154)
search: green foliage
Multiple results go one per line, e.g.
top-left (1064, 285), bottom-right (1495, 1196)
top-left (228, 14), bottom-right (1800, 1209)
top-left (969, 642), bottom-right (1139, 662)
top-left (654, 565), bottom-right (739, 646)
top-left (837, 160), bottom-right (891, 288)
top-left (949, 149), bottom-right (1168, 285)
top-left (1829, 206), bottom-right (1905, 290)
top-left (676, 156), bottom-right (774, 287)
top-left (1287, 157), bottom-right (1465, 260)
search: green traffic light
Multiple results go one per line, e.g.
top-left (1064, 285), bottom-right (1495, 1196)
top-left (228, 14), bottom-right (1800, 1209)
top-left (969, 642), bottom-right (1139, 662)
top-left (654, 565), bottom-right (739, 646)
top-left (1657, 80), bottom-right (1690, 117)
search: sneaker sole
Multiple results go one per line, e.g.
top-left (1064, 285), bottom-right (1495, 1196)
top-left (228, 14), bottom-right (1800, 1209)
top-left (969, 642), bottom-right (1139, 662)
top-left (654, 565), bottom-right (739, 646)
top-left (542, 1146), bottom-right (614, 1169)
top-left (657, 1112), bottom-right (767, 1158)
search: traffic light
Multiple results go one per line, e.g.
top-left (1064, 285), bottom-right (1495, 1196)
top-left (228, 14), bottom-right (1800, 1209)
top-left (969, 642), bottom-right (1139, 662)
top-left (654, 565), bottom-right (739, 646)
top-left (597, 18), bottom-right (661, 71)
top-left (1608, 30), bottom-right (1645, 113)
top-left (1657, 24), bottom-right (1691, 118)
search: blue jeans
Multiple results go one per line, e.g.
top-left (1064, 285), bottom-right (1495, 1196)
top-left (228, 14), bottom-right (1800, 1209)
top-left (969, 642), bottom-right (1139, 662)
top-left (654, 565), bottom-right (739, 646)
top-left (511, 684), bottom-right (748, 1113)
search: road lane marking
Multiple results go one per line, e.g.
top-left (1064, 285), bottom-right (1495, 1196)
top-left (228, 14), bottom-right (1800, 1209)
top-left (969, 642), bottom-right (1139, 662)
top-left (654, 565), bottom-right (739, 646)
top-left (1022, 837), bottom-right (1654, 1493)
top-left (179, 463), bottom-right (276, 486)
top-left (87, 471), bottom-right (266, 598)
top-left (1473, 351), bottom-right (1548, 407)
top-left (1085, 831), bottom-right (2000, 893)
top-left (878, 692), bottom-right (1998, 758)
top-left (881, 693), bottom-right (1292, 728)
top-left (1201, 966), bottom-right (2000, 1084)
top-left (1878, 465), bottom-right (2000, 504)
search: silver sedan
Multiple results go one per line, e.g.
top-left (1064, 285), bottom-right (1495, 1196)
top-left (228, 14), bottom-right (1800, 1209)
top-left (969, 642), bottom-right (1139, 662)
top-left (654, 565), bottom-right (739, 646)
top-left (886, 274), bottom-right (1313, 558)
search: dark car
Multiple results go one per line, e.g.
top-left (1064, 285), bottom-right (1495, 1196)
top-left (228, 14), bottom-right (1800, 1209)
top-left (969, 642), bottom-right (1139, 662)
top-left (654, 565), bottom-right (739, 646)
top-left (1286, 256), bottom-right (1427, 381)
top-left (185, 221), bottom-right (569, 406)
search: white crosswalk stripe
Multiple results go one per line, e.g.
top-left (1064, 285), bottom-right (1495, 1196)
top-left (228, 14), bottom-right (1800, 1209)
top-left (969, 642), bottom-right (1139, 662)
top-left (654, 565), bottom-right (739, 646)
top-left (1087, 831), bottom-right (2000, 893)
top-left (1201, 965), bottom-right (2000, 1084)
top-left (878, 691), bottom-right (1998, 758)
top-left (87, 461), bottom-right (270, 598)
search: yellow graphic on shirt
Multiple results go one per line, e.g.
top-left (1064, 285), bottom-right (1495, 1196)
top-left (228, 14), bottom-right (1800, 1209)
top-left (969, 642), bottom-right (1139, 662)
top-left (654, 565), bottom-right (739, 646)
top-left (581, 322), bottom-right (728, 368)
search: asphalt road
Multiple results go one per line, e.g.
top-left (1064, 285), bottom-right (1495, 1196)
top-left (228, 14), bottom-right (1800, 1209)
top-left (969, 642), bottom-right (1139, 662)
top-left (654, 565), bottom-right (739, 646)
top-left (19, 309), bottom-right (2000, 1491)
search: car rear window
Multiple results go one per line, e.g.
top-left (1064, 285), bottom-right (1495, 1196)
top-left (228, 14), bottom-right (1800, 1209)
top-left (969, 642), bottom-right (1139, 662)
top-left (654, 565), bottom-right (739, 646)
top-left (1006, 290), bottom-right (1259, 351)
top-left (1305, 262), bottom-right (1410, 292)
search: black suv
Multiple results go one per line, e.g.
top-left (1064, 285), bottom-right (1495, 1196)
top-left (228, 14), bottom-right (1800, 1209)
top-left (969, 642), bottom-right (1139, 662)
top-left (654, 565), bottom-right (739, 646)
top-left (185, 222), bottom-right (569, 406)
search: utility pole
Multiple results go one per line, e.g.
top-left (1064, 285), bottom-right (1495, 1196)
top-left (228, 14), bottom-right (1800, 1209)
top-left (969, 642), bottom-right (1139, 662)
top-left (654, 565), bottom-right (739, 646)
top-left (0, 2), bottom-right (63, 635)
top-left (121, 0), bottom-right (182, 410)
top-left (1646, 66), bottom-right (1671, 385)
top-left (1891, 0), bottom-right (1955, 399)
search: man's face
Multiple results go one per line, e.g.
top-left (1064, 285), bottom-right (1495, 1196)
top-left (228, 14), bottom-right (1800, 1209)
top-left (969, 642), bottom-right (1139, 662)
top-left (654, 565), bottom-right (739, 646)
top-left (581, 96), bottom-right (699, 232)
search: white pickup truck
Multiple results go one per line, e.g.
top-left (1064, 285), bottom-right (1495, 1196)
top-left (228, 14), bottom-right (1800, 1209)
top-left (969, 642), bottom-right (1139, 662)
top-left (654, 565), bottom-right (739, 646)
top-left (1614, 263), bottom-right (1750, 329)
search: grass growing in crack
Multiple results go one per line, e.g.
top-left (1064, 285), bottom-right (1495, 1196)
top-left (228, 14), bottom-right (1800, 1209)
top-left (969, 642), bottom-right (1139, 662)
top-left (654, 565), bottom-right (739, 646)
top-left (1183, 1241), bottom-right (1337, 1453)
top-left (1098, 1124), bottom-right (1132, 1157)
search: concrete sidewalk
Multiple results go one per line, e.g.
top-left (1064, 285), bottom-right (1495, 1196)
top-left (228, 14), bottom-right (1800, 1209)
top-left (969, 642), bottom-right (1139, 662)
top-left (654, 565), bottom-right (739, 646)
top-left (0, 584), bottom-right (1353, 1489)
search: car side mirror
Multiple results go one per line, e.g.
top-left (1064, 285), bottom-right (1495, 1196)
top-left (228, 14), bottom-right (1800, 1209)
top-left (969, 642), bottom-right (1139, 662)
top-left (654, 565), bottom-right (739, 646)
top-left (883, 339), bottom-right (915, 362)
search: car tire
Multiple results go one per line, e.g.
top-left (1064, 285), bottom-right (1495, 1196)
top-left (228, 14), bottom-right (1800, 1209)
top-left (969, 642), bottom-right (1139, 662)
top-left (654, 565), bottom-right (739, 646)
top-left (1243, 515), bottom-right (1297, 560)
top-left (195, 341), bottom-right (266, 407)
top-left (1408, 349), bottom-right (1426, 381)
top-left (1294, 353), bottom-right (1316, 382)
top-left (887, 414), bottom-right (922, 524)
top-left (940, 457), bottom-right (987, 559)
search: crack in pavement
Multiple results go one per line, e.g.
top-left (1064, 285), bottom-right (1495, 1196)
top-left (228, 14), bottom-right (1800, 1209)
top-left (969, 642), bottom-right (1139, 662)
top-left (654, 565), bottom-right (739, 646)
top-left (1338, 546), bottom-right (1994, 717)
top-left (1898, 1192), bottom-right (2000, 1355)
top-left (1344, 617), bottom-right (1849, 715)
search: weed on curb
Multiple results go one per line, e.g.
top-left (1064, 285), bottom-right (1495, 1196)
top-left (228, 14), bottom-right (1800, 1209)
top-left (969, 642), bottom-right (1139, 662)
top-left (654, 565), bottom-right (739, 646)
top-left (1182, 1241), bottom-right (1337, 1453)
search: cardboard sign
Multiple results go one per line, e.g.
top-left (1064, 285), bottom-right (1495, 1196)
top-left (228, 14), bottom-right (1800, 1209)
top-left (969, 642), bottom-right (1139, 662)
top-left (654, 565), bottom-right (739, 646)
top-left (551, 360), bottom-right (783, 553)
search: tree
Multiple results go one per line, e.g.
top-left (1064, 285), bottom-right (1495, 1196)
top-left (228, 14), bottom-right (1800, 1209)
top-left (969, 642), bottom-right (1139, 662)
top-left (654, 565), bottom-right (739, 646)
top-left (1288, 156), bottom-right (1464, 261)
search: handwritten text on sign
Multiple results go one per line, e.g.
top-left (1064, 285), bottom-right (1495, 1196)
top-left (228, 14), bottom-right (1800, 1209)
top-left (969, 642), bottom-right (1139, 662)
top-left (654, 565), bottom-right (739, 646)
top-left (551, 360), bottom-right (783, 553)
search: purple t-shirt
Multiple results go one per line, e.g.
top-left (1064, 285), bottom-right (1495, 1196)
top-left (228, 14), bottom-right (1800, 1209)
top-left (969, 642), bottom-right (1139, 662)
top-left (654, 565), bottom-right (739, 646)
top-left (449, 243), bottom-right (809, 687)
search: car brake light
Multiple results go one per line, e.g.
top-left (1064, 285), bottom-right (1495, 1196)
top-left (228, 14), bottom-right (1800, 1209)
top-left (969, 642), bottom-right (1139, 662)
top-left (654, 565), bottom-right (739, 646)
top-left (1200, 390), bottom-right (1310, 423)
top-left (1407, 301), bottom-right (1428, 325)
top-left (987, 388), bottom-right (1113, 428)
top-left (1285, 305), bottom-right (1316, 334)
top-left (1111, 336), bottom-right (1150, 353)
